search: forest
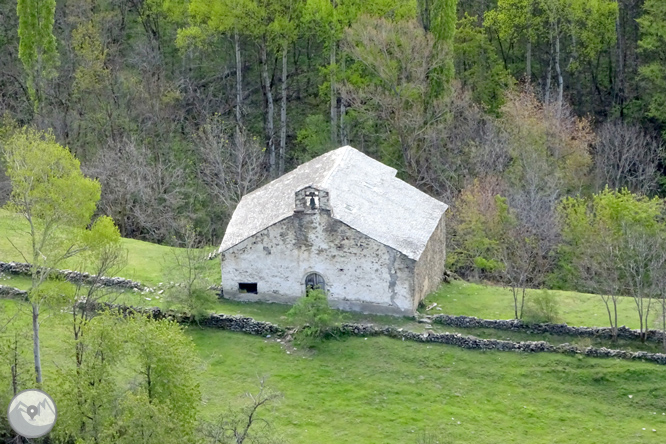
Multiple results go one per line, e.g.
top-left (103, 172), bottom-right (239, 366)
top-left (1, 0), bottom-right (666, 298)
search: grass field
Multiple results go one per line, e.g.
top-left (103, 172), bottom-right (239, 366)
top-left (1, 298), bottom-right (665, 444)
top-left (2, 205), bottom-right (666, 443)
top-left (0, 210), bottom-right (219, 287)
top-left (422, 280), bottom-right (646, 330)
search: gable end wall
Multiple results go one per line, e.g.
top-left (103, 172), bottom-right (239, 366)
top-left (220, 211), bottom-right (416, 316)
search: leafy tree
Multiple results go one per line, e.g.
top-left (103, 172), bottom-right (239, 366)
top-left (52, 311), bottom-right (202, 444)
top-left (127, 313), bottom-right (201, 434)
top-left (341, 16), bottom-right (449, 173)
top-left (419, 0), bottom-right (457, 96)
top-left (287, 288), bottom-right (337, 344)
top-left (637, 0), bottom-right (666, 136)
top-left (17, 0), bottom-right (59, 113)
top-left (454, 13), bottom-right (513, 113)
top-left (558, 188), bottom-right (666, 341)
top-left (2, 127), bottom-right (101, 383)
top-left (53, 310), bottom-right (126, 444)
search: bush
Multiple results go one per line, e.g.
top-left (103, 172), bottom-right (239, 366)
top-left (522, 290), bottom-right (560, 324)
top-left (287, 289), bottom-right (337, 344)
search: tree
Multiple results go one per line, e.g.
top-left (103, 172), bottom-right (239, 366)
top-left (418, 0), bottom-right (457, 97)
top-left (341, 16), bottom-right (450, 175)
top-left (303, 0), bottom-right (416, 145)
top-left (592, 120), bottom-right (663, 195)
top-left (193, 116), bottom-right (267, 218)
top-left (287, 288), bottom-right (337, 344)
top-left (124, 313), bottom-right (201, 441)
top-left (454, 13), bottom-right (513, 114)
top-left (53, 310), bottom-right (127, 444)
top-left (53, 311), bottom-right (201, 444)
top-left (17, 0), bottom-right (59, 114)
top-left (163, 225), bottom-right (218, 321)
top-left (637, 0), bottom-right (666, 136)
top-left (2, 127), bottom-right (101, 384)
top-left (559, 188), bottom-right (666, 341)
top-left (199, 378), bottom-right (283, 444)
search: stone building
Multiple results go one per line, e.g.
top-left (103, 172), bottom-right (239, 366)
top-left (217, 146), bottom-right (448, 316)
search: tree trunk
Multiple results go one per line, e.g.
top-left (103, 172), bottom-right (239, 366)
top-left (330, 42), bottom-right (338, 145)
top-left (32, 303), bottom-right (42, 384)
top-left (279, 43), bottom-right (288, 176)
top-left (614, 13), bottom-right (625, 117)
top-left (235, 29), bottom-right (243, 146)
top-left (260, 37), bottom-right (275, 177)
top-left (526, 39), bottom-right (532, 82)
top-left (545, 32), bottom-right (553, 105)
top-left (340, 54), bottom-right (347, 145)
top-left (555, 22), bottom-right (563, 117)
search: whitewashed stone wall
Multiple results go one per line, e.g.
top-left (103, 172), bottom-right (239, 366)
top-left (220, 210), bottom-right (417, 315)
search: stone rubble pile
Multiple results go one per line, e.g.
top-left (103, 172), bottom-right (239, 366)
top-left (0, 261), bottom-right (145, 290)
top-left (430, 313), bottom-right (666, 343)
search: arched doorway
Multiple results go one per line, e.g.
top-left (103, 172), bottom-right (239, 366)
top-left (305, 272), bottom-right (325, 292)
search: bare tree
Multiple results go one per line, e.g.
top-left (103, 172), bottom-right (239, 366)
top-left (576, 229), bottom-right (624, 340)
top-left (163, 225), bottom-right (217, 321)
top-left (593, 120), bottom-right (663, 195)
top-left (193, 116), bottom-right (267, 215)
top-left (200, 378), bottom-right (283, 444)
top-left (617, 223), bottom-right (666, 342)
top-left (85, 138), bottom-right (188, 243)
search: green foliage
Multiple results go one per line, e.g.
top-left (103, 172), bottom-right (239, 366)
top-left (294, 114), bottom-right (336, 161)
top-left (3, 128), bottom-right (100, 234)
top-left (17, 0), bottom-right (59, 110)
top-left (163, 227), bottom-right (218, 321)
top-left (523, 290), bottom-right (560, 324)
top-left (447, 180), bottom-right (508, 279)
top-left (287, 289), bottom-right (337, 344)
top-left (425, 0), bottom-right (457, 95)
top-left (454, 14), bottom-right (513, 113)
top-left (638, 0), bottom-right (666, 136)
top-left (51, 311), bottom-right (201, 443)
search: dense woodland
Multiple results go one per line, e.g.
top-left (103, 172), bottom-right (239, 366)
top-left (1, 0), bottom-right (666, 286)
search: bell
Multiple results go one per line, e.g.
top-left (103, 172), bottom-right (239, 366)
top-left (309, 196), bottom-right (316, 210)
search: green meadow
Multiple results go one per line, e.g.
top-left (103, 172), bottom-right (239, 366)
top-left (2, 210), bottom-right (666, 443)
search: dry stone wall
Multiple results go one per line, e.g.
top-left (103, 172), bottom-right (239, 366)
top-left (0, 261), bottom-right (144, 289)
top-left (2, 281), bottom-right (665, 365)
top-left (429, 314), bottom-right (666, 343)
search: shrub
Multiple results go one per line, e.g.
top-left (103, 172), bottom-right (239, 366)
top-left (522, 290), bottom-right (560, 324)
top-left (287, 289), bottom-right (336, 344)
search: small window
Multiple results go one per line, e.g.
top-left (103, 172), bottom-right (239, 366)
top-left (305, 273), bottom-right (325, 292)
top-left (238, 283), bottom-right (258, 294)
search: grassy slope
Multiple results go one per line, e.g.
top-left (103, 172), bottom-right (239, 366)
top-left (0, 209), bottom-right (219, 287)
top-left (423, 280), bottom-right (644, 330)
top-left (0, 209), bottom-right (643, 330)
top-left (1, 298), bottom-right (665, 444)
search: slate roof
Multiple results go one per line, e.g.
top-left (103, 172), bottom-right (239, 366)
top-left (218, 146), bottom-right (448, 260)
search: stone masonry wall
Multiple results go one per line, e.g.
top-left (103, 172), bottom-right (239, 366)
top-left (430, 314), bottom-right (666, 343)
top-left (0, 261), bottom-right (145, 289)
